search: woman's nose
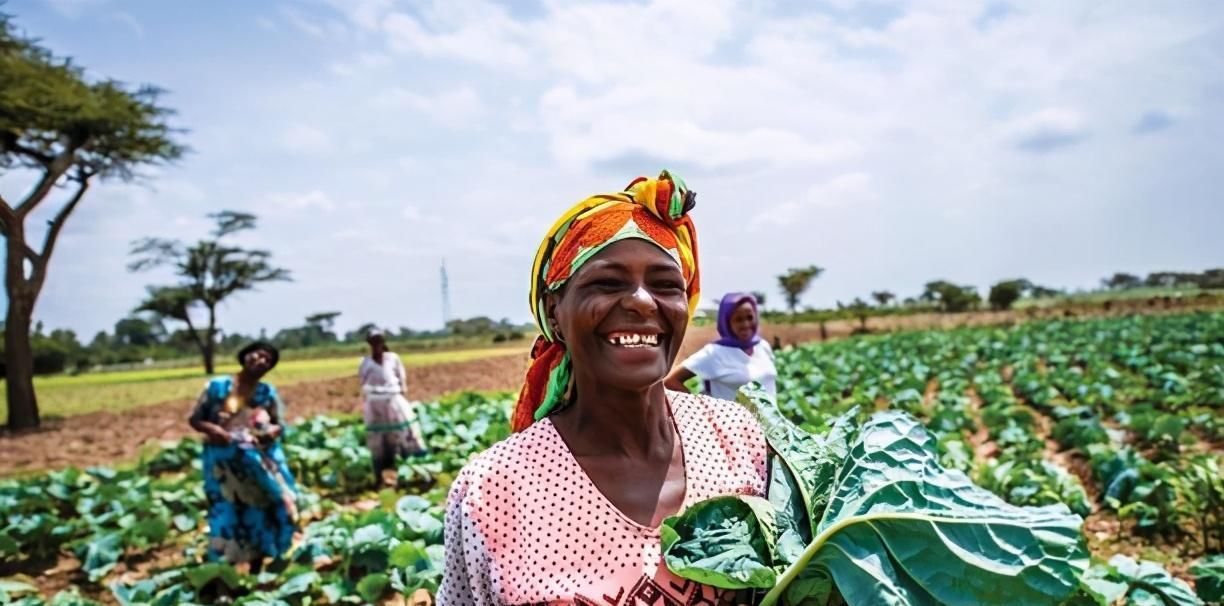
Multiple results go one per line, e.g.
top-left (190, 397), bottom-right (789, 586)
top-left (621, 285), bottom-right (657, 315)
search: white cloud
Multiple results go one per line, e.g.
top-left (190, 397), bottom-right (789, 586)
top-left (332, 228), bottom-right (364, 240)
top-left (279, 125), bottom-right (331, 154)
top-left (263, 190), bottom-right (337, 212)
top-left (1003, 109), bottom-right (1090, 153)
top-left (751, 172), bottom-right (877, 230)
top-left (320, 0), bottom-right (393, 31)
top-left (381, 4), bottom-right (532, 69)
top-left (372, 87), bottom-right (485, 128)
top-left (329, 52), bottom-right (391, 76)
top-left (279, 6), bottom-right (348, 39)
top-left (108, 11), bottom-right (144, 37)
top-left (25, 0), bottom-right (1224, 338)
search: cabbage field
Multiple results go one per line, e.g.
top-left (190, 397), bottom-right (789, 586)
top-left (2, 311), bottom-right (1222, 605)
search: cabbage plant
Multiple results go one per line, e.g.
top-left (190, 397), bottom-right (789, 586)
top-left (661, 386), bottom-right (1089, 606)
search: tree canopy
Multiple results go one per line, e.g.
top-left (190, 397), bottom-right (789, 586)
top-left (1, 12), bottom-right (185, 429)
top-left (129, 211), bottom-right (290, 373)
top-left (778, 265), bottom-right (824, 314)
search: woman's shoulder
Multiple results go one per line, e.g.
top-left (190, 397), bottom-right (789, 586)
top-left (203, 376), bottom-right (231, 398)
top-left (670, 390), bottom-right (759, 434)
top-left (669, 390), bottom-right (768, 494)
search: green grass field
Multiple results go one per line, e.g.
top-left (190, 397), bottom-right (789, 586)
top-left (1013, 286), bottom-right (1210, 308)
top-left (0, 346), bottom-right (525, 424)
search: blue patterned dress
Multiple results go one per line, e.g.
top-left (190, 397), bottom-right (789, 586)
top-left (190, 377), bottom-right (298, 564)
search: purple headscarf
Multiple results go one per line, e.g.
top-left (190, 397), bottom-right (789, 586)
top-left (714, 292), bottom-right (761, 351)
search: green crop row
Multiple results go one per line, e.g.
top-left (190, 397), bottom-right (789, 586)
top-left (3, 312), bottom-right (1221, 605)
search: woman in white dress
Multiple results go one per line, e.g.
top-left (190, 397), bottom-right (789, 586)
top-left (665, 292), bottom-right (777, 400)
top-left (358, 329), bottom-right (426, 484)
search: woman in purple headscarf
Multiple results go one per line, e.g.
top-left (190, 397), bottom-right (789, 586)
top-left (665, 292), bottom-right (777, 400)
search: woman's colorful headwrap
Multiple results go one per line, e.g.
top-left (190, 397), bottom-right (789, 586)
top-left (512, 170), bottom-right (701, 432)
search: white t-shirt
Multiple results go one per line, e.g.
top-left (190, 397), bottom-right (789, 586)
top-left (358, 352), bottom-right (407, 395)
top-left (681, 341), bottom-right (777, 401)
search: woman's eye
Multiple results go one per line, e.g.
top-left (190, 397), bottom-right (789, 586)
top-left (589, 278), bottom-right (624, 290)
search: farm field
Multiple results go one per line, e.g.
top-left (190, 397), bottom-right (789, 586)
top-left (8, 294), bottom-right (1220, 430)
top-left (0, 346), bottom-right (527, 426)
top-left (2, 311), bottom-right (1222, 605)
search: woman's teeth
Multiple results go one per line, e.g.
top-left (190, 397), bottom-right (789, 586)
top-left (605, 333), bottom-right (660, 348)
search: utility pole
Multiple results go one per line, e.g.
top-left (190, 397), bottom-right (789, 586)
top-left (440, 259), bottom-right (451, 332)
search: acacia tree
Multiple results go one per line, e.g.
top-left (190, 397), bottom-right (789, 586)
top-left (777, 265), bottom-right (824, 316)
top-left (1101, 272), bottom-right (1142, 290)
top-left (0, 15), bottom-right (184, 429)
top-left (922, 280), bottom-right (982, 313)
top-left (988, 279), bottom-right (1031, 311)
top-left (129, 211), bottom-right (290, 374)
top-left (848, 297), bottom-right (871, 331)
top-left (871, 290), bottom-right (895, 307)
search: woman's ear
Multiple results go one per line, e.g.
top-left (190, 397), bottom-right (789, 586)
top-left (545, 291), bottom-right (563, 341)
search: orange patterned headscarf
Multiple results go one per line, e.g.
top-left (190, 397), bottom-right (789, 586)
top-left (512, 170), bottom-right (700, 432)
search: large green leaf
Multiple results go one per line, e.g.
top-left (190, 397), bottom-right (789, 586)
top-left (184, 562), bottom-right (242, 591)
top-left (77, 532), bottom-right (123, 582)
top-left (665, 391), bottom-right (1089, 606)
top-left (275, 571), bottom-right (320, 598)
top-left (356, 572), bottom-right (390, 602)
top-left (660, 495), bottom-right (778, 588)
top-left (1108, 555), bottom-right (1203, 606)
top-left (1191, 555), bottom-right (1224, 604)
top-left (778, 409), bottom-right (1088, 605)
top-left (736, 385), bottom-right (851, 538)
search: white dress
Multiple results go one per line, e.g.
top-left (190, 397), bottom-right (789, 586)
top-left (680, 341), bottom-right (778, 401)
top-left (357, 352), bottom-right (424, 461)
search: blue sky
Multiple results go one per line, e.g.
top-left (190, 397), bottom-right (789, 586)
top-left (3, 0), bottom-right (1222, 338)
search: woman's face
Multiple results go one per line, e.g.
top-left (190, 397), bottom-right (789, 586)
top-left (549, 239), bottom-right (689, 393)
top-left (367, 335), bottom-right (387, 354)
top-left (242, 348), bottom-right (274, 377)
top-left (729, 300), bottom-right (758, 342)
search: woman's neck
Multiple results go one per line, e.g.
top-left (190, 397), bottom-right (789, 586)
top-left (234, 371), bottom-right (260, 390)
top-left (554, 380), bottom-right (673, 459)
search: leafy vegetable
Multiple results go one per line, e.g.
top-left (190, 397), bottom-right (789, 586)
top-left (1070, 556), bottom-right (1203, 606)
top-left (662, 386), bottom-right (1089, 606)
top-left (1191, 555), bottom-right (1224, 605)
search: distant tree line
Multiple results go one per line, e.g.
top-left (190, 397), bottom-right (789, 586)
top-left (0, 310), bottom-right (532, 378)
top-left (1101, 269), bottom-right (1224, 291)
top-left (767, 266), bottom-right (1224, 327)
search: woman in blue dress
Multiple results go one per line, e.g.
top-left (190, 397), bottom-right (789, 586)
top-left (188, 342), bottom-right (298, 572)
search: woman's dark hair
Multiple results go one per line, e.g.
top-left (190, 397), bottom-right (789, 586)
top-left (236, 341), bottom-right (280, 369)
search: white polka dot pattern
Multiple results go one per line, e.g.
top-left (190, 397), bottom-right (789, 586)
top-left (436, 391), bottom-right (767, 605)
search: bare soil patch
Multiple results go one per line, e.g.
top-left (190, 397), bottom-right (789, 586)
top-left (0, 353), bottom-right (529, 476)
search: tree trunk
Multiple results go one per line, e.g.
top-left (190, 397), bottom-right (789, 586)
top-left (204, 305), bottom-right (217, 375)
top-left (202, 341), bottom-right (215, 375)
top-left (180, 312), bottom-right (211, 375)
top-left (5, 232), bottom-right (40, 430)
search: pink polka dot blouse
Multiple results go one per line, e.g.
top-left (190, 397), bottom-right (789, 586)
top-left (437, 391), bottom-right (768, 605)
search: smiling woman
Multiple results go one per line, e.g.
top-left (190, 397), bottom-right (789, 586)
top-left (437, 172), bottom-right (768, 605)
top-left (665, 292), bottom-right (778, 401)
